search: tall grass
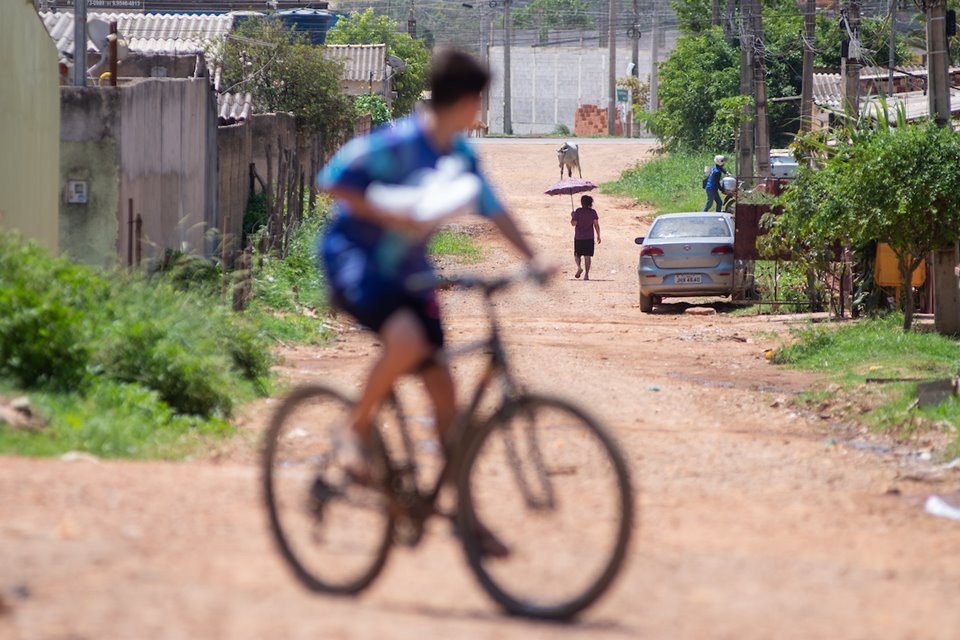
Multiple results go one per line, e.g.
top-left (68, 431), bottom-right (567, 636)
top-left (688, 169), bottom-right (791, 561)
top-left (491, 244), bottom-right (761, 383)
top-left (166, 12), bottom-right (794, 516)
top-left (603, 152), bottom-right (714, 214)
top-left (429, 229), bottom-right (482, 263)
top-left (0, 230), bottom-right (272, 458)
top-left (774, 315), bottom-right (960, 453)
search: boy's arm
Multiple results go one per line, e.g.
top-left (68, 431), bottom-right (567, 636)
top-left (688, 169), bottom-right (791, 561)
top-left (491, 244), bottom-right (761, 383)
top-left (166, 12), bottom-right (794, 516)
top-left (326, 185), bottom-right (432, 235)
top-left (570, 211), bottom-right (577, 226)
top-left (491, 213), bottom-right (535, 260)
top-left (594, 219), bottom-right (601, 243)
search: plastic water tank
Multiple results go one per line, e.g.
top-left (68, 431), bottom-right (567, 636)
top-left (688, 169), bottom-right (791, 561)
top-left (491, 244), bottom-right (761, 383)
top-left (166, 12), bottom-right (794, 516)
top-left (275, 9), bottom-right (341, 44)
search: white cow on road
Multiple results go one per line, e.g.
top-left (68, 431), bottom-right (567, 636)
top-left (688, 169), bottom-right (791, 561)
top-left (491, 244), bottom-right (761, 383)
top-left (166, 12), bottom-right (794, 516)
top-left (557, 142), bottom-right (582, 179)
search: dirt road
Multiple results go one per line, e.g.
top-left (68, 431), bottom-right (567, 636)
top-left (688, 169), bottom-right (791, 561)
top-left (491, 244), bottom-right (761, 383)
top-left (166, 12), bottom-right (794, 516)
top-left (3, 141), bottom-right (960, 640)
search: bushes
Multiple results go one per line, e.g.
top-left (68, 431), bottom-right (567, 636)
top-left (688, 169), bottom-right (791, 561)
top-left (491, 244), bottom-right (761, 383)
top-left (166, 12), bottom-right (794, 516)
top-left (0, 230), bottom-right (272, 422)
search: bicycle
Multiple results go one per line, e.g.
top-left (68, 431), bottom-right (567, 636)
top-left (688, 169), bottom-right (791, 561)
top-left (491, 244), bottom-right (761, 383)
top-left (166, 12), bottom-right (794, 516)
top-left (262, 270), bottom-right (634, 620)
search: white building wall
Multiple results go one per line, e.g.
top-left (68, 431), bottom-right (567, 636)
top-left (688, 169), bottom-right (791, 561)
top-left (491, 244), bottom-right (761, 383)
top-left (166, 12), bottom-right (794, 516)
top-left (487, 33), bottom-right (679, 135)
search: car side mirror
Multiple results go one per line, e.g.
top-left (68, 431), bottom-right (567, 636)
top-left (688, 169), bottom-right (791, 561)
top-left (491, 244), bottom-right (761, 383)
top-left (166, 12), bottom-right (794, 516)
top-left (634, 237), bottom-right (645, 245)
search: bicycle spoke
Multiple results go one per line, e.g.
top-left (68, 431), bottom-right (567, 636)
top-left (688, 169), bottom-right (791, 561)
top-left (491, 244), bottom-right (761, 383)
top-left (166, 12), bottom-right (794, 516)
top-left (263, 385), bottom-right (393, 594)
top-left (459, 395), bottom-right (633, 619)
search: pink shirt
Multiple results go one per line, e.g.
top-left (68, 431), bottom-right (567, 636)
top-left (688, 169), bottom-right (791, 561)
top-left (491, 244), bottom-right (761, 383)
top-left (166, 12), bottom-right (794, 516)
top-left (572, 207), bottom-right (599, 240)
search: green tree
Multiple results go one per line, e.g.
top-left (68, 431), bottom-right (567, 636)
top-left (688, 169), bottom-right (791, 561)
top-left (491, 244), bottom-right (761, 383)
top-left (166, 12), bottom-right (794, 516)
top-left (646, 28), bottom-right (740, 151)
top-left (355, 94), bottom-right (392, 127)
top-left (513, 0), bottom-right (594, 43)
top-left (326, 9), bottom-right (431, 117)
top-left (217, 17), bottom-right (355, 152)
top-left (772, 119), bottom-right (960, 330)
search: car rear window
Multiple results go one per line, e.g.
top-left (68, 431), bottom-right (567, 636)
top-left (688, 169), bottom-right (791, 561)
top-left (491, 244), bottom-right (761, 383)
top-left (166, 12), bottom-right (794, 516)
top-left (648, 216), bottom-right (731, 239)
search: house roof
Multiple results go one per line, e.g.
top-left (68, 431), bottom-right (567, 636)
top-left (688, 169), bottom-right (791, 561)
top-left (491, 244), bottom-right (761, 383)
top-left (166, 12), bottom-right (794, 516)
top-left (40, 11), bottom-right (235, 59)
top-left (217, 91), bottom-right (253, 124)
top-left (324, 44), bottom-right (386, 83)
top-left (813, 67), bottom-right (960, 117)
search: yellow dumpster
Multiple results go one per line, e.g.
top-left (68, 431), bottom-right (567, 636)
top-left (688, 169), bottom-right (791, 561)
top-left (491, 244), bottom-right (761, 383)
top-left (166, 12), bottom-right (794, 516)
top-left (874, 243), bottom-right (925, 305)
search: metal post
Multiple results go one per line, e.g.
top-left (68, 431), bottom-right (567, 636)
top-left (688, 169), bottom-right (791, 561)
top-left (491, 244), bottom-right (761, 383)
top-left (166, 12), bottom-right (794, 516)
top-left (480, 4), bottom-right (489, 127)
top-left (800, 0), bottom-right (815, 132)
top-left (503, 0), bottom-right (513, 134)
top-left (841, 1), bottom-right (861, 119)
top-left (127, 199), bottom-right (134, 267)
top-left (888, 0), bottom-right (896, 95)
top-left (607, 0), bottom-right (616, 135)
top-left (73, 0), bottom-right (87, 87)
top-left (407, 0), bottom-right (416, 38)
top-left (738, 1), bottom-right (754, 180)
top-left (927, 0), bottom-right (950, 127)
top-left (649, 0), bottom-right (659, 111)
top-left (752, 0), bottom-right (770, 176)
top-left (109, 21), bottom-right (118, 87)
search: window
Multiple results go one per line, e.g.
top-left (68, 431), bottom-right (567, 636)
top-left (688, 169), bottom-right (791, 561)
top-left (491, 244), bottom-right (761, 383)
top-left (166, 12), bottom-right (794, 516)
top-left (648, 216), bottom-right (730, 239)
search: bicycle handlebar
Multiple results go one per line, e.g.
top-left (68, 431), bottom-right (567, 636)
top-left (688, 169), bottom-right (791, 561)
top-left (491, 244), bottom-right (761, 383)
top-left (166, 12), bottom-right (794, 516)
top-left (407, 268), bottom-right (550, 296)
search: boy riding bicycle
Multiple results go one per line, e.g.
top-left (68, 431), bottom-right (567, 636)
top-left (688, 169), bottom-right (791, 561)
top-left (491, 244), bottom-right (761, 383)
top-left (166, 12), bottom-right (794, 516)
top-left (317, 48), bottom-right (546, 555)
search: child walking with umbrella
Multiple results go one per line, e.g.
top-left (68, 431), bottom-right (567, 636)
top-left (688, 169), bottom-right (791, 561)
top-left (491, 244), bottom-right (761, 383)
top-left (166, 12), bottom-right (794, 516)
top-left (571, 195), bottom-right (601, 280)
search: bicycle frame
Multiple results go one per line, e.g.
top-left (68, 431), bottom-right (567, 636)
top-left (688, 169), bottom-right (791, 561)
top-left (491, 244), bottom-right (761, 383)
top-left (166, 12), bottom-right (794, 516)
top-left (380, 285), bottom-right (523, 538)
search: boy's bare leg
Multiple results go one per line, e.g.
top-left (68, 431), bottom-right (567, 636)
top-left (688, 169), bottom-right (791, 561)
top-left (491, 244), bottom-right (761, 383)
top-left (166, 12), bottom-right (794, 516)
top-left (420, 360), bottom-right (456, 446)
top-left (574, 255), bottom-right (583, 279)
top-left (349, 309), bottom-right (433, 439)
top-left (584, 256), bottom-right (592, 280)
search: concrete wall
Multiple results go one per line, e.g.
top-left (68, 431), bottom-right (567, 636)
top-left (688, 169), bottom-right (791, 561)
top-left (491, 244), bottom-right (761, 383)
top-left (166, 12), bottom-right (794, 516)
top-left (118, 78), bottom-right (218, 262)
top-left (60, 78), bottom-right (218, 266)
top-left (59, 89), bottom-right (123, 266)
top-left (217, 122), bottom-right (252, 254)
top-left (487, 36), bottom-right (678, 135)
top-left (0, 0), bottom-right (61, 253)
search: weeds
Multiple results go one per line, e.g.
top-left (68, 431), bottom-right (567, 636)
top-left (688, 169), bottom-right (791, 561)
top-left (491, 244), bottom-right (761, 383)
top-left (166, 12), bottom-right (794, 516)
top-left (429, 229), bottom-right (482, 264)
top-left (602, 151), bottom-right (714, 215)
top-left (773, 315), bottom-right (960, 452)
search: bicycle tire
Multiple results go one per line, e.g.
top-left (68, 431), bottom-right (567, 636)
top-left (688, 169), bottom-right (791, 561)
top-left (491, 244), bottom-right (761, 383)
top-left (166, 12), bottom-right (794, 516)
top-left (262, 384), bottom-right (394, 595)
top-left (456, 394), bottom-right (634, 620)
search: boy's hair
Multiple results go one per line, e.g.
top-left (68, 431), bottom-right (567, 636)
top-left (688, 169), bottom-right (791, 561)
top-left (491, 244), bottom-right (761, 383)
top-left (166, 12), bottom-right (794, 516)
top-left (581, 195), bottom-right (594, 207)
top-left (430, 48), bottom-right (490, 109)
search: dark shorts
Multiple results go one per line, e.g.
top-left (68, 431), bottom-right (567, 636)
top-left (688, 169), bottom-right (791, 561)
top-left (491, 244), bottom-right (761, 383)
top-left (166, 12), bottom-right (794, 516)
top-left (333, 289), bottom-right (445, 349)
top-left (574, 239), bottom-right (595, 257)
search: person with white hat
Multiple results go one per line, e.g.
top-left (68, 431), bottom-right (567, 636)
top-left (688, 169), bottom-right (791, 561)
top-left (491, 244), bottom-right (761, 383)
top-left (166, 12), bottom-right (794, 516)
top-left (703, 154), bottom-right (730, 212)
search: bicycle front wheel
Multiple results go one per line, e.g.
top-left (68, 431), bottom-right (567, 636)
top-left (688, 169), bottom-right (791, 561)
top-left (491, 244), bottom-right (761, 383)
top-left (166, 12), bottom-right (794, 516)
top-left (457, 394), bottom-right (634, 620)
top-left (262, 384), bottom-right (393, 594)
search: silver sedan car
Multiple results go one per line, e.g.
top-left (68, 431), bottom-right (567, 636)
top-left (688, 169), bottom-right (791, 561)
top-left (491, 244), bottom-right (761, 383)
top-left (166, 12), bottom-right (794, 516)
top-left (635, 212), bottom-right (738, 313)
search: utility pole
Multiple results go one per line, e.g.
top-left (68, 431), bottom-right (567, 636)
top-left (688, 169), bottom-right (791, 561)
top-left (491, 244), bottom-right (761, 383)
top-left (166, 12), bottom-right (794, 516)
top-left (840, 1), bottom-right (861, 119)
top-left (407, 0), bottom-right (416, 39)
top-left (725, 0), bottom-right (736, 42)
top-left (608, 0), bottom-right (617, 135)
top-left (800, 0), bottom-right (816, 132)
top-left (751, 0), bottom-right (770, 176)
top-left (650, 0), bottom-right (659, 111)
top-left (632, 0), bottom-right (640, 79)
top-left (503, 0), bottom-right (513, 134)
top-left (926, 0), bottom-right (950, 127)
top-left (926, 0), bottom-right (959, 334)
top-left (480, 4), bottom-right (489, 127)
top-left (887, 0), bottom-right (896, 95)
top-left (738, 0), bottom-right (755, 179)
top-left (73, 0), bottom-right (87, 87)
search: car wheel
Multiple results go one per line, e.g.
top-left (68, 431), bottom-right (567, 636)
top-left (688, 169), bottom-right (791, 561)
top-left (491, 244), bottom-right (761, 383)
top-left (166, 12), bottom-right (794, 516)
top-left (639, 292), bottom-right (654, 313)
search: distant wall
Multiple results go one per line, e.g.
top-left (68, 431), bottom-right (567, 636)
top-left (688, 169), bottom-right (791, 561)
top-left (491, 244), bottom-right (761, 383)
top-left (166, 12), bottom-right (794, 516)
top-left (60, 78), bottom-right (218, 266)
top-left (487, 37), bottom-right (678, 135)
top-left (0, 0), bottom-right (60, 253)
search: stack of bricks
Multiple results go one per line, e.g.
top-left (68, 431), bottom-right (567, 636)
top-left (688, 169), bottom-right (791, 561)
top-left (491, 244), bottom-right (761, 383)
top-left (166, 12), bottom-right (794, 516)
top-left (574, 104), bottom-right (623, 137)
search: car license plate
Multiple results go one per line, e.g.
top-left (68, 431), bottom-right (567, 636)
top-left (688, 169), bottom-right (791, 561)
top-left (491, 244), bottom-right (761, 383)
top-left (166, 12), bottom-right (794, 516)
top-left (675, 274), bottom-right (702, 284)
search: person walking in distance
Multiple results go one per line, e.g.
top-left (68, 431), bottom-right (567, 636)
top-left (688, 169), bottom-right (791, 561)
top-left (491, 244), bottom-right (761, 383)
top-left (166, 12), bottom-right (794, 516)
top-left (571, 195), bottom-right (601, 280)
top-left (703, 154), bottom-right (730, 212)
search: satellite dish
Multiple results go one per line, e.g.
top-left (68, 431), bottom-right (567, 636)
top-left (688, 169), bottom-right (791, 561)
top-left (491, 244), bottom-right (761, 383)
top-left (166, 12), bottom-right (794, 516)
top-left (87, 18), bottom-right (129, 59)
top-left (87, 19), bottom-right (111, 51)
top-left (386, 55), bottom-right (407, 73)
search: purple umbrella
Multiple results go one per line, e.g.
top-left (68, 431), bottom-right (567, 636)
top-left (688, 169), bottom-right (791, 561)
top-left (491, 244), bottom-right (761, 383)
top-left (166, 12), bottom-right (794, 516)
top-left (544, 177), bottom-right (598, 210)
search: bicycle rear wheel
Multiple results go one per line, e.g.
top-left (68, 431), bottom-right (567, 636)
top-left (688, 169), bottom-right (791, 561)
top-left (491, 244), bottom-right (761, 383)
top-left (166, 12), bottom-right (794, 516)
top-left (262, 385), bottom-right (393, 594)
top-left (457, 394), bottom-right (634, 620)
